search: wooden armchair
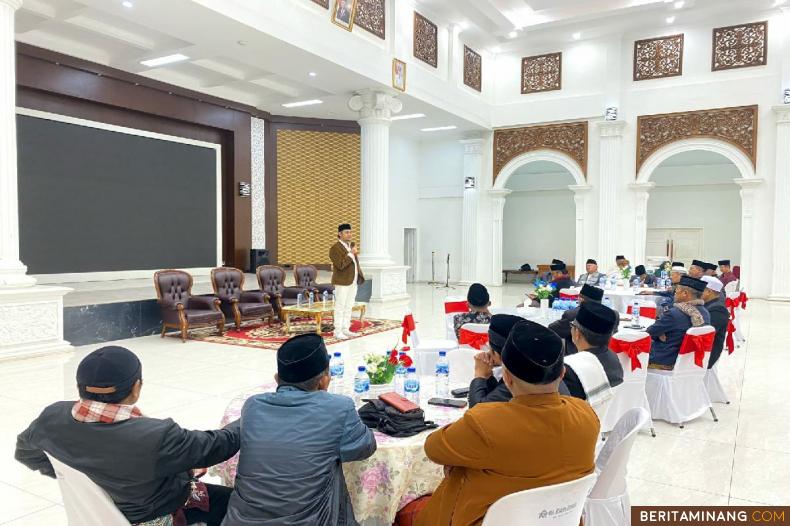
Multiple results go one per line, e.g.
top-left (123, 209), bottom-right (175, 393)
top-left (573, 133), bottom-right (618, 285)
top-left (211, 267), bottom-right (274, 330)
top-left (294, 264), bottom-right (334, 300)
top-left (256, 265), bottom-right (310, 320)
top-left (154, 269), bottom-right (224, 342)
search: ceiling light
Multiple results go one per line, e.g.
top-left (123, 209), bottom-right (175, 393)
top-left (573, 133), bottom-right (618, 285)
top-left (507, 30), bottom-right (518, 39)
top-left (308, 72), bottom-right (317, 77)
top-left (281, 99), bottom-right (323, 108)
top-left (665, 15), bottom-right (676, 24)
top-left (572, 32), bottom-right (581, 40)
top-left (122, 0), bottom-right (133, 7)
top-left (237, 40), bottom-right (248, 46)
top-left (421, 125), bottom-right (457, 132)
top-left (140, 53), bottom-right (189, 67)
top-left (391, 113), bottom-right (426, 121)
top-left (674, 0), bottom-right (684, 8)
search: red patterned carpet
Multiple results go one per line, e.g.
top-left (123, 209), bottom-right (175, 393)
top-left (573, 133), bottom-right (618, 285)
top-left (173, 317), bottom-right (402, 350)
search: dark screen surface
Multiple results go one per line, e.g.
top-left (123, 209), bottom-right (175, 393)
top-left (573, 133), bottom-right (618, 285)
top-left (17, 114), bottom-right (218, 274)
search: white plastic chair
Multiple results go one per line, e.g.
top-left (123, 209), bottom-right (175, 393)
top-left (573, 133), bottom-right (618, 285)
top-left (602, 332), bottom-right (655, 437)
top-left (626, 300), bottom-right (658, 320)
top-left (704, 362), bottom-right (730, 404)
top-left (443, 296), bottom-right (468, 341)
top-left (490, 306), bottom-right (519, 316)
top-left (645, 326), bottom-right (716, 427)
top-left (585, 408), bottom-right (651, 526)
top-left (45, 452), bottom-right (131, 526)
top-left (406, 310), bottom-right (458, 376)
top-left (450, 323), bottom-right (489, 385)
top-left (482, 473), bottom-right (597, 526)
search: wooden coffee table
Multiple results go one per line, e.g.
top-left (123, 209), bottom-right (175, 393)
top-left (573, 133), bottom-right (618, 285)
top-left (280, 301), bottom-right (367, 334)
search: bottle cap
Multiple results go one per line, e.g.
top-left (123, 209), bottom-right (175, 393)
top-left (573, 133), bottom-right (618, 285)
top-left (333, 352), bottom-right (342, 357)
top-left (439, 351), bottom-right (447, 356)
top-left (357, 365), bottom-right (366, 372)
top-left (407, 367), bottom-right (416, 373)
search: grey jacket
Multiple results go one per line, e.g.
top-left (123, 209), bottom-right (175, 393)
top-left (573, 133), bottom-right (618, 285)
top-left (222, 386), bottom-right (376, 526)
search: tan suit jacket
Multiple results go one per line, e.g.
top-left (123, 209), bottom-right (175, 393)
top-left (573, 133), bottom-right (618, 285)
top-left (415, 393), bottom-right (599, 526)
top-left (329, 241), bottom-right (365, 286)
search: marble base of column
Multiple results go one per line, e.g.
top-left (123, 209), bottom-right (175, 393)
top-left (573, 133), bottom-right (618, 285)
top-left (0, 285), bottom-right (73, 361)
top-left (362, 265), bottom-right (410, 303)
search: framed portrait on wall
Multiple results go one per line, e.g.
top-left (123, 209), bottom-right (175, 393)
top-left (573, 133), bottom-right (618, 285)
top-left (332, 0), bottom-right (358, 31)
top-left (392, 59), bottom-right (406, 92)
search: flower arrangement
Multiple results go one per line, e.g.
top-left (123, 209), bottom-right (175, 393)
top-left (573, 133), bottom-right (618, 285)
top-left (363, 349), bottom-right (413, 385)
top-left (534, 281), bottom-right (555, 301)
top-left (620, 266), bottom-right (632, 280)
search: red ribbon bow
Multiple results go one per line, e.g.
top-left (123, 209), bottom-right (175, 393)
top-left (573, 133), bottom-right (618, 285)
top-left (444, 300), bottom-right (469, 314)
top-left (724, 297), bottom-right (738, 355)
top-left (739, 292), bottom-right (748, 310)
top-left (458, 329), bottom-right (489, 350)
top-left (401, 313), bottom-right (416, 344)
top-left (679, 332), bottom-right (715, 367)
top-left (608, 337), bottom-right (651, 371)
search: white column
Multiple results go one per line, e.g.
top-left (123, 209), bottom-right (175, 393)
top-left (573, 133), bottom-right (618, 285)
top-left (490, 189), bottom-right (511, 286)
top-left (347, 89), bottom-right (408, 302)
top-left (0, 0), bottom-right (34, 288)
top-left (569, 185), bottom-right (592, 278)
top-left (595, 120), bottom-right (626, 267)
top-left (460, 138), bottom-right (484, 284)
top-left (735, 178), bottom-right (762, 294)
top-left (629, 182), bottom-right (655, 267)
top-left (0, 0), bottom-right (71, 360)
top-left (770, 106), bottom-right (790, 299)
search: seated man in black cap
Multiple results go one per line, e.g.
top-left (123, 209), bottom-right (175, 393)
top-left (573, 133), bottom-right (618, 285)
top-left (631, 265), bottom-right (656, 287)
top-left (703, 262), bottom-right (718, 277)
top-left (468, 314), bottom-right (523, 408)
top-left (453, 282), bottom-right (492, 338)
top-left (646, 276), bottom-right (711, 370)
top-left (409, 320), bottom-right (599, 526)
top-left (614, 255), bottom-right (632, 276)
top-left (718, 259), bottom-right (737, 287)
top-left (15, 346), bottom-right (240, 526)
top-left (529, 262), bottom-right (574, 307)
top-left (223, 333), bottom-right (376, 526)
top-left (689, 260), bottom-right (706, 279)
top-left (560, 302), bottom-right (624, 400)
top-left (577, 258), bottom-right (604, 286)
top-left (549, 283), bottom-right (616, 355)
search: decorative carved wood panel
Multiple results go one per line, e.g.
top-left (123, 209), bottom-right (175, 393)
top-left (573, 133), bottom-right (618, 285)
top-left (413, 12), bottom-right (438, 68)
top-left (355, 0), bottom-right (385, 39)
top-left (636, 105), bottom-right (758, 173)
top-left (712, 21), bottom-right (767, 71)
top-left (633, 34), bottom-right (684, 81)
top-left (310, 0), bottom-right (329, 8)
top-left (493, 122), bottom-right (588, 180)
top-left (521, 52), bottom-right (562, 94)
top-left (463, 45), bottom-right (482, 92)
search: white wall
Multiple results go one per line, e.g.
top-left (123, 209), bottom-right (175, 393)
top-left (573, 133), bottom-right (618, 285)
top-left (388, 133), bottom-right (421, 269)
top-left (502, 190), bottom-right (575, 270)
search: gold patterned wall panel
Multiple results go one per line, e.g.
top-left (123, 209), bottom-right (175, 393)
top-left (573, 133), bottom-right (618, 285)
top-left (276, 130), bottom-right (361, 265)
top-left (494, 122), bottom-right (588, 181)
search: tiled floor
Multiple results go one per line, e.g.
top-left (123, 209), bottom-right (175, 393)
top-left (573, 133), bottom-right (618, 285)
top-left (0, 282), bottom-right (784, 524)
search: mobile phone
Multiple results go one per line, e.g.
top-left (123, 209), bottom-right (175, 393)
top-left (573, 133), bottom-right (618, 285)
top-left (428, 398), bottom-right (467, 408)
top-left (450, 387), bottom-right (470, 398)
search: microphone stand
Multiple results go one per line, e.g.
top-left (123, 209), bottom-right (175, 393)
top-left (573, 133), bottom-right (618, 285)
top-left (435, 253), bottom-right (456, 290)
top-left (428, 250), bottom-right (440, 285)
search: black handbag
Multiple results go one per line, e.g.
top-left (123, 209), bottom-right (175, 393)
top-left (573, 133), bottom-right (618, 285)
top-left (358, 399), bottom-right (438, 438)
top-left (520, 263), bottom-right (532, 271)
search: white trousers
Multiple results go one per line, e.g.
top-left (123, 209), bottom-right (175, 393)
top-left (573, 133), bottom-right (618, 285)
top-left (333, 283), bottom-right (357, 333)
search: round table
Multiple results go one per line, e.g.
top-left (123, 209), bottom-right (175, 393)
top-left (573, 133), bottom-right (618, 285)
top-left (513, 306), bottom-right (655, 333)
top-left (212, 379), bottom-right (467, 525)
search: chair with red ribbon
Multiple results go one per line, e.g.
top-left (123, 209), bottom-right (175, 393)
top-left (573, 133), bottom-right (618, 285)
top-left (626, 300), bottom-right (658, 320)
top-left (443, 296), bottom-right (469, 341)
top-left (458, 324), bottom-right (490, 350)
top-left (601, 332), bottom-right (655, 436)
top-left (645, 325), bottom-right (716, 427)
top-left (559, 288), bottom-right (580, 300)
top-left (401, 309), bottom-right (458, 376)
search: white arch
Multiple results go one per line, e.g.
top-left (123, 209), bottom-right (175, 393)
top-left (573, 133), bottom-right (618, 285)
top-left (494, 149), bottom-right (586, 190)
top-left (636, 137), bottom-right (756, 183)
top-left (631, 137), bottom-right (761, 289)
top-left (489, 149), bottom-right (590, 285)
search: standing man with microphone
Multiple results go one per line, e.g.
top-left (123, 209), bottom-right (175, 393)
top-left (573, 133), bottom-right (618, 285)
top-left (329, 224), bottom-right (365, 340)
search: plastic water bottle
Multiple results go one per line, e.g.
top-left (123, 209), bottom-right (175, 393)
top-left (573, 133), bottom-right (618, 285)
top-left (353, 365), bottom-right (370, 405)
top-left (404, 367), bottom-right (420, 404)
top-left (632, 301), bottom-right (641, 327)
top-left (307, 291), bottom-right (314, 308)
top-left (322, 290), bottom-right (329, 307)
top-left (603, 296), bottom-right (613, 309)
top-left (394, 353), bottom-right (407, 396)
top-left (329, 352), bottom-right (345, 394)
top-left (435, 351), bottom-right (450, 397)
top-left (296, 293), bottom-right (303, 307)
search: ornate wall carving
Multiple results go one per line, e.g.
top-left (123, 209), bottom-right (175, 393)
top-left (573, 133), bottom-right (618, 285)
top-left (413, 11), bottom-right (438, 68)
top-left (0, 301), bottom-right (59, 346)
top-left (463, 45), bottom-right (482, 92)
top-left (310, 0), bottom-right (328, 8)
top-left (521, 52), bottom-right (561, 94)
top-left (276, 130), bottom-right (361, 264)
top-left (355, 0), bottom-right (385, 39)
top-left (251, 117), bottom-right (266, 250)
top-left (712, 21), bottom-right (767, 71)
top-left (636, 105), bottom-right (758, 173)
top-left (633, 34), bottom-right (684, 81)
top-left (493, 121), bottom-right (588, 180)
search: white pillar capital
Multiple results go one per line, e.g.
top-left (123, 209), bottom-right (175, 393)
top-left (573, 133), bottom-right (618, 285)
top-left (0, 0), bottom-right (23, 11)
top-left (348, 89), bottom-right (403, 123)
top-left (459, 137), bottom-right (485, 155)
top-left (596, 120), bottom-right (627, 137)
top-left (772, 105), bottom-right (790, 123)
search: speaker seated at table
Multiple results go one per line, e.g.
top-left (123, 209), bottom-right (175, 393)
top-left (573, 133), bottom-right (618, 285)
top-left (154, 269), bottom-right (224, 342)
top-left (294, 264), bottom-right (335, 299)
top-left (256, 265), bottom-right (310, 320)
top-left (211, 267), bottom-right (275, 330)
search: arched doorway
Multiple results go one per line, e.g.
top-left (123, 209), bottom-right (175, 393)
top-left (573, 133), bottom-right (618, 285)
top-left (491, 150), bottom-right (591, 285)
top-left (632, 138), bottom-right (762, 288)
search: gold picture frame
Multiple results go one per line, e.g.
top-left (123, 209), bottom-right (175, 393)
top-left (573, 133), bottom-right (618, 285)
top-left (392, 58), bottom-right (406, 92)
top-left (331, 0), bottom-right (358, 31)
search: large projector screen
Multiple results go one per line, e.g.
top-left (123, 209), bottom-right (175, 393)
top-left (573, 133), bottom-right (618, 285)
top-left (16, 110), bottom-right (221, 276)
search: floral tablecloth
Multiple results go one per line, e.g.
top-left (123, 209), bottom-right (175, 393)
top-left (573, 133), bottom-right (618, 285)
top-left (212, 381), bottom-right (466, 524)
